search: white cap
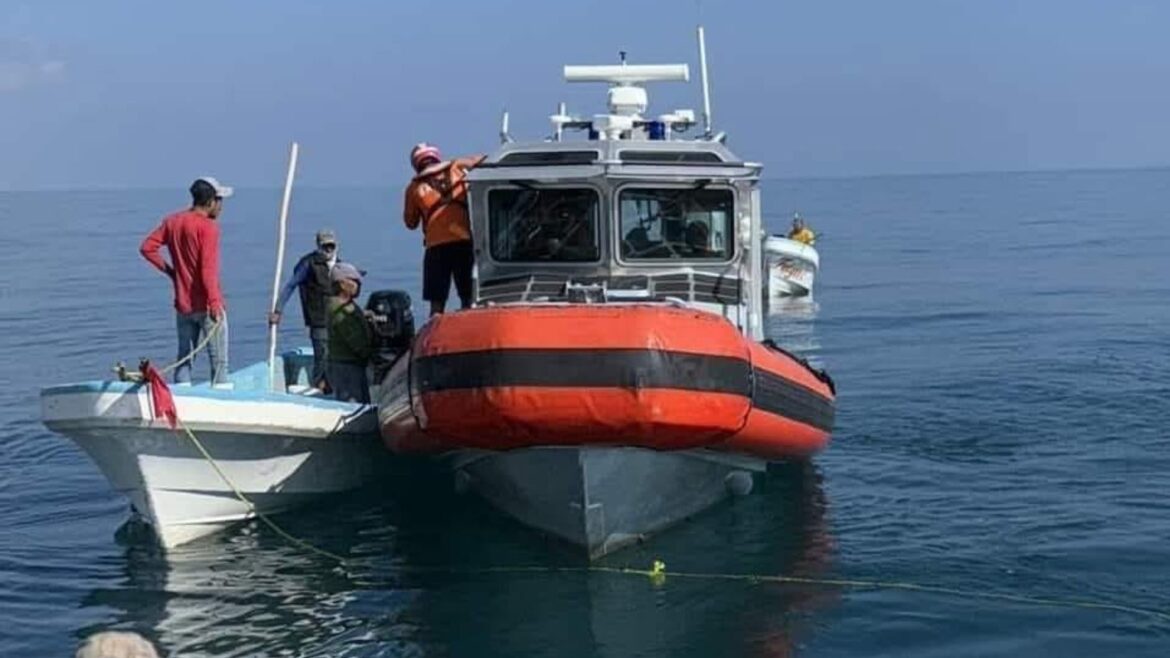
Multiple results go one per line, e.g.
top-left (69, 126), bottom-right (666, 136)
top-left (196, 176), bottom-right (234, 199)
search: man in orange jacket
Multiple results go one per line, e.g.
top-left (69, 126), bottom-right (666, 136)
top-left (403, 143), bottom-right (486, 316)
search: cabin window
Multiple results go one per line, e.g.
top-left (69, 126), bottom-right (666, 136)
top-left (619, 150), bottom-right (724, 163)
top-left (488, 188), bottom-right (601, 262)
top-left (497, 151), bottom-right (599, 165)
top-left (618, 188), bottom-right (735, 261)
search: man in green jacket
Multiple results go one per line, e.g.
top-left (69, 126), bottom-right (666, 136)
top-left (327, 262), bottom-right (373, 403)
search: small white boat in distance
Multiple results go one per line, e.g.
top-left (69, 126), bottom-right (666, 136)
top-left (764, 235), bottom-right (820, 298)
top-left (39, 348), bottom-right (383, 548)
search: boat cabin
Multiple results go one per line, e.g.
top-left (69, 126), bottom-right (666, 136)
top-left (466, 61), bottom-right (768, 339)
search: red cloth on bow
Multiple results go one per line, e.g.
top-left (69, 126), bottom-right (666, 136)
top-left (141, 362), bottom-right (178, 429)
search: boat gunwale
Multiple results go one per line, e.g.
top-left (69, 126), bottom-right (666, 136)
top-left (41, 415), bottom-right (376, 439)
top-left (40, 380), bottom-right (371, 412)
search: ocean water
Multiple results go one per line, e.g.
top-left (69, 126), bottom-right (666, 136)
top-left (2, 168), bottom-right (1169, 656)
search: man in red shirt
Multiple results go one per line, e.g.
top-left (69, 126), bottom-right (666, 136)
top-left (140, 177), bottom-right (231, 384)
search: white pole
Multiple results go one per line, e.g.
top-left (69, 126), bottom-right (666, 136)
top-left (697, 25), bottom-right (713, 136)
top-left (267, 142), bottom-right (300, 390)
top-left (499, 110), bottom-right (512, 144)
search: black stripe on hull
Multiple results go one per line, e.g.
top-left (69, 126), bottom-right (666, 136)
top-left (416, 349), bottom-right (752, 396)
top-left (753, 369), bottom-right (836, 432)
top-left (413, 348), bottom-right (835, 432)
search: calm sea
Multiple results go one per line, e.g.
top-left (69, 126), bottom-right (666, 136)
top-left (1, 168), bottom-right (1168, 656)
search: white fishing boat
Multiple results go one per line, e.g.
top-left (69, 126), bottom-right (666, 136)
top-left (762, 234), bottom-right (819, 298)
top-left (38, 144), bottom-right (399, 548)
top-left (40, 349), bottom-right (384, 547)
top-left (764, 235), bottom-right (820, 299)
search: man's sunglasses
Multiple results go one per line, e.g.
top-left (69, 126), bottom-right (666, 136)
top-left (320, 243), bottom-right (337, 251)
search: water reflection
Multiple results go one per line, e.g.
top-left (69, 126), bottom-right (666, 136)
top-left (78, 460), bottom-right (837, 658)
top-left (79, 494), bottom-right (424, 657)
top-left (387, 460), bottom-right (838, 658)
top-left (766, 296), bottom-right (823, 366)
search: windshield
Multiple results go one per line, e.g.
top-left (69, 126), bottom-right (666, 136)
top-left (489, 188), bottom-right (601, 262)
top-left (619, 188), bottom-right (735, 260)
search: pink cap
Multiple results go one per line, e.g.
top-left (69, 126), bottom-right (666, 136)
top-left (410, 143), bottom-right (442, 172)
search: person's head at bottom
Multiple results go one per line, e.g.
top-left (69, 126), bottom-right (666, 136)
top-left (76, 631), bottom-right (159, 658)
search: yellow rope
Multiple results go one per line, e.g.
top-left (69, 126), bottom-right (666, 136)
top-left (141, 310), bottom-right (349, 564)
top-left (390, 562), bottom-right (1170, 623)
top-left (160, 315), bottom-right (225, 376)
top-left (174, 422), bottom-right (350, 564)
top-left (115, 316), bottom-right (226, 381)
top-left (588, 564), bottom-right (1170, 623)
top-left (173, 422), bottom-right (1170, 625)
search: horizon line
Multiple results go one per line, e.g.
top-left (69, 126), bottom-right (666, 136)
top-left (2, 162), bottom-right (1167, 193)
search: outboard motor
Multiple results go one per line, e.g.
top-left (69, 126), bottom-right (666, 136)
top-left (365, 290), bottom-right (415, 381)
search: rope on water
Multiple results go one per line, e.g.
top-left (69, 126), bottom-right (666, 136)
top-left (170, 427), bottom-right (1170, 629)
top-left (388, 562), bottom-right (1170, 624)
top-left (175, 419), bottom-right (1170, 624)
top-left (149, 320), bottom-right (1169, 627)
top-left (588, 564), bottom-right (1170, 623)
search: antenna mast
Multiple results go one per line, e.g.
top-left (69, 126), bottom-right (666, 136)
top-left (499, 110), bottom-right (513, 144)
top-left (697, 25), bottom-right (713, 136)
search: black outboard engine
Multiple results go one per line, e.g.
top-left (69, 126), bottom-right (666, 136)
top-left (365, 290), bottom-right (415, 381)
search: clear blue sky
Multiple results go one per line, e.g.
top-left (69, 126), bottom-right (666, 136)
top-left (2, 0), bottom-right (1168, 190)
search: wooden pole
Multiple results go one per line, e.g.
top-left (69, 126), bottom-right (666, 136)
top-left (267, 142), bottom-right (300, 390)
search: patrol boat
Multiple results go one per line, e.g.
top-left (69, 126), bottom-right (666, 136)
top-left (377, 28), bottom-right (836, 558)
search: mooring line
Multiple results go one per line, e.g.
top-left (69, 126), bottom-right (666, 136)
top-left (177, 421), bottom-right (1170, 625)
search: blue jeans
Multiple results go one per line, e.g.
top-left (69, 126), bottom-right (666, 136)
top-left (175, 311), bottom-right (228, 384)
top-left (309, 326), bottom-right (328, 387)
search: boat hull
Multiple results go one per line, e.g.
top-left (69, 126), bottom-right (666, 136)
top-left (381, 305), bottom-right (835, 459)
top-left (764, 236), bottom-right (819, 298)
top-left (41, 375), bottom-right (383, 547)
top-left (377, 304), bottom-right (835, 557)
top-left (451, 446), bottom-right (765, 558)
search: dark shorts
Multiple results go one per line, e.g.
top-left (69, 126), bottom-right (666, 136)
top-left (423, 240), bottom-right (474, 305)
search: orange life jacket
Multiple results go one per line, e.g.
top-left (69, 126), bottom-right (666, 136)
top-left (403, 160), bottom-right (474, 248)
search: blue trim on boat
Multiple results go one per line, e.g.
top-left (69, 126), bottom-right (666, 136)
top-left (40, 381), bottom-right (368, 411)
top-left (40, 352), bottom-right (370, 412)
